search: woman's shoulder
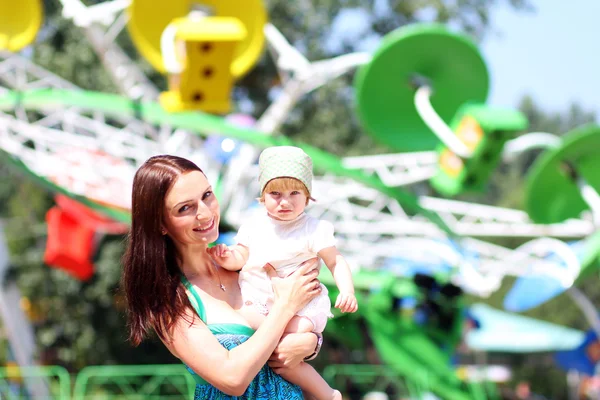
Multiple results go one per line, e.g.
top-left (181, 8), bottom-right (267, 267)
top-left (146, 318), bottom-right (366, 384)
top-left (181, 275), bottom-right (207, 323)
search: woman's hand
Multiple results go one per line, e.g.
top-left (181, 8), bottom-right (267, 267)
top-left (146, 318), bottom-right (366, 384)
top-left (264, 258), bottom-right (321, 314)
top-left (268, 332), bottom-right (319, 374)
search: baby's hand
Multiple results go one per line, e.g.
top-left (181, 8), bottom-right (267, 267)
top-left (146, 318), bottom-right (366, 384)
top-left (207, 244), bottom-right (232, 261)
top-left (335, 292), bottom-right (358, 313)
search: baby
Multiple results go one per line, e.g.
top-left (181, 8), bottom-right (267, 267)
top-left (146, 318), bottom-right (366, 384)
top-left (209, 146), bottom-right (357, 400)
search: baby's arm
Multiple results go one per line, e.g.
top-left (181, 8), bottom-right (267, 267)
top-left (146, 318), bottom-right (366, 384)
top-left (207, 244), bottom-right (249, 271)
top-left (318, 246), bottom-right (358, 313)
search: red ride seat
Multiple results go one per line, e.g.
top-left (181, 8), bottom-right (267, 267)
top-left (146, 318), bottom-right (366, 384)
top-left (44, 195), bottom-right (128, 281)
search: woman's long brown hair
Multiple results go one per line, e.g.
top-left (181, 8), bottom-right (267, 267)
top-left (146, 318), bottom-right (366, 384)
top-left (121, 155), bottom-right (202, 346)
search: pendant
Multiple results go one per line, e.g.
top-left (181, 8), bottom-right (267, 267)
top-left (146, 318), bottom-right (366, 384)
top-left (220, 284), bottom-right (226, 292)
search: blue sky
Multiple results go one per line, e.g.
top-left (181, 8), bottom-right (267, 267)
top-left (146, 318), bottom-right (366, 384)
top-left (326, 1), bottom-right (600, 120)
top-left (482, 0), bottom-right (600, 119)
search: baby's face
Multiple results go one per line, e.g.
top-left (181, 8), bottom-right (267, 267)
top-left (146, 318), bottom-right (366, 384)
top-left (263, 189), bottom-right (307, 221)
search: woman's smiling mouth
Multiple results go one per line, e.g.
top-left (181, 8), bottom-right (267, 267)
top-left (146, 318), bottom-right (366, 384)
top-left (193, 218), bottom-right (215, 232)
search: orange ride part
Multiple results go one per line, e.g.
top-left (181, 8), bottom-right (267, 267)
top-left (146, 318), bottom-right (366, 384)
top-left (44, 206), bottom-right (95, 281)
top-left (43, 195), bottom-right (129, 281)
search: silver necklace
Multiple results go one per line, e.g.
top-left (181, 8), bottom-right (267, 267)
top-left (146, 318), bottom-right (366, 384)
top-left (212, 261), bottom-right (226, 292)
top-left (187, 261), bottom-right (225, 291)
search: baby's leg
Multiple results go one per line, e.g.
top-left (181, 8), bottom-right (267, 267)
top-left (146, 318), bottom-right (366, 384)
top-left (241, 308), bottom-right (314, 333)
top-left (285, 315), bottom-right (316, 333)
top-left (279, 363), bottom-right (341, 400)
top-left (281, 317), bottom-right (340, 400)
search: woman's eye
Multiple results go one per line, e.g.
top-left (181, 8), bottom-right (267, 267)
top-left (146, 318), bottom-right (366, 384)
top-left (178, 205), bottom-right (190, 213)
top-left (203, 191), bottom-right (213, 199)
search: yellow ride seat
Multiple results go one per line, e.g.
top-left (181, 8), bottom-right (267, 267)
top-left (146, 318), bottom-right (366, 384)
top-left (431, 104), bottom-right (528, 196)
top-left (159, 16), bottom-right (247, 113)
top-left (126, 0), bottom-right (266, 77)
top-left (0, 0), bottom-right (42, 52)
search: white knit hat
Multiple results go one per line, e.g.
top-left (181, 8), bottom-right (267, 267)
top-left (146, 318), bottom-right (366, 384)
top-left (258, 146), bottom-right (313, 194)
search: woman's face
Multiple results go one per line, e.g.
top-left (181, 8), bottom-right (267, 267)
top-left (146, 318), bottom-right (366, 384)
top-left (162, 171), bottom-right (220, 246)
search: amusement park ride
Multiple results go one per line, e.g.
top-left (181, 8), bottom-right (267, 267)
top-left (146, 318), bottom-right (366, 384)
top-left (0, 0), bottom-right (599, 399)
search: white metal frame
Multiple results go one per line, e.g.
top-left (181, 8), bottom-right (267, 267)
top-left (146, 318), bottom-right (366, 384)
top-left (59, 0), bottom-right (158, 100)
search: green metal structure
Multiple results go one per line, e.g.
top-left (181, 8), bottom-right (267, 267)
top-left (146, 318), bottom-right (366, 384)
top-left (526, 124), bottom-right (600, 224)
top-left (0, 366), bottom-right (70, 400)
top-left (354, 24), bottom-right (489, 152)
top-left (72, 364), bottom-right (195, 400)
top-left (431, 104), bottom-right (529, 196)
top-left (0, 88), bottom-right (453, 235)
top-left (0, 364), bottom-right (196, 399)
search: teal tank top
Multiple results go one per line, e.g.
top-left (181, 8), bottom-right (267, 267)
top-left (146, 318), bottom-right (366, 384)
top-left (181, 276), bottom-right (304, 399)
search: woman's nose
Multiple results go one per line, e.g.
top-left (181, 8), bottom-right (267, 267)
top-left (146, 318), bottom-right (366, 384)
top-left (195, 201), bottom-right (211, 220)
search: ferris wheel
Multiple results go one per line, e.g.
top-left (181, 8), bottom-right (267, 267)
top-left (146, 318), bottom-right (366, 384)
top-left (0, 0), bottom-right (599, 307)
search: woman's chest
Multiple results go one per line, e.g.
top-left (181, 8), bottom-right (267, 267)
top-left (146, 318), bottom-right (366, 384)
top-left (195, 275), bottom-right (249, 326)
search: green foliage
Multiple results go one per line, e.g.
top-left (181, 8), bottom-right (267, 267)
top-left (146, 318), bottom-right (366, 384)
top-left (0, 169), bottom-right (170, 368)
top-left (34, 0), bottom-right (164, 93)
top-left (15, 236), bottom-right (172, 368)
top-left (1, 169), bottom-right (51, 262)
top-left (33, 18), bottom-right (115, 92)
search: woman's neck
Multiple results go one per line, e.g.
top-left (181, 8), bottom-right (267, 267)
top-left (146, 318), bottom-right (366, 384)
top-left (176, 243), bottom-right (217, 280)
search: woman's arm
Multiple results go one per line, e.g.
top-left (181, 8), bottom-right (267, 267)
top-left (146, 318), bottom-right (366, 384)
top-left (268, 332), bottom-right (322, 373)
top-left (164, 261), bottom-right (321, 396)
top-left (165, 303), bottom-right (295, 395)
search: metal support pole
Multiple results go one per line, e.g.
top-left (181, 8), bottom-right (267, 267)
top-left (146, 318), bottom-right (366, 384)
top-left (567, 286), bottom-right (600, 340)
top-left (0, 223), bottom-right (50, 397)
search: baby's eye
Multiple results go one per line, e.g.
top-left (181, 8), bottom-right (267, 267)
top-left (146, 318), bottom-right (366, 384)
top-left (291, 191), bottom-right (301, 195)
top-left (270, 191), bottom-right (280, 196)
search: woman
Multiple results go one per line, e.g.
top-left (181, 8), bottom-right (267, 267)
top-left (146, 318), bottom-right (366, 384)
top-left (121, 155), bottom-right (323, 399)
